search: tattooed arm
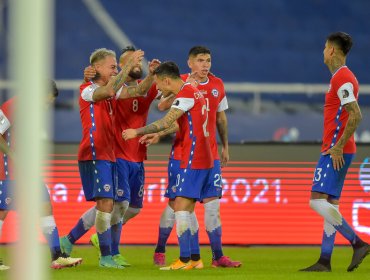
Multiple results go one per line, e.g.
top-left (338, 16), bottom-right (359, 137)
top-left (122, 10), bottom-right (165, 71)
top-left (139, 122), bottom-right (179, 146)
top-left (122, 108), bottom-right (183, 140)
top-left (216, 111), bottom-right (229, 167)
top-left (118, 59), bottom-right (161, 99)
top-left (324, 101), bottom-right (362, 170)
top-left (92, 50), bottom-right (144, 102)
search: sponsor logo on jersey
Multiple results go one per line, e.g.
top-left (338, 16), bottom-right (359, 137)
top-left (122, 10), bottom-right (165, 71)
top-left (212, 89), bottom-right (219, 97)
top-left (117, 189), bottom-right (124, 196)
top-left (199, 90), bottom-right (207, 95)
top-left (342, 89), bottom-right (350, 98)
top-left (103, 184), bottom-right (111, 192)
top-left (174, 100), bottom-right (180, 106)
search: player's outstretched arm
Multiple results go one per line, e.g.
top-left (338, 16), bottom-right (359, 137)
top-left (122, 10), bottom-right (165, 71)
top-left (119, 59), bottom-right (161, 99)
top-left (139, 122), bottom-right (179, 146)
top-left (216, 111), bottom-right (229, 167)
top-left (122, 108), bottom-right (183, 140)
top-left (323, 100), bottom-right (362, 170)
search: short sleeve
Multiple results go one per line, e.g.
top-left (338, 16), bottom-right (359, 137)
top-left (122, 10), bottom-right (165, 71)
top-left (337, 82), bottom-right (356, 105)
top-left (171, 97), bottom-right (195, 112)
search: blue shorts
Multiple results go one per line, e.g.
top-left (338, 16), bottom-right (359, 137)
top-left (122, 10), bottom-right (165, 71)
top-left (116, 158), bottom-right (145, 207)
top-left (0, 180), bottom-right (51, 210)
top-left (170, 167), bottom-right (211, 201)
top-left (78, 160), bottom-right (117, 201)
top-left (164, 159), bottom-right (181, 200)
top-left (311, 153), bottom-right (354, 199)
top-left (200, 160), bottom-right (223, 201)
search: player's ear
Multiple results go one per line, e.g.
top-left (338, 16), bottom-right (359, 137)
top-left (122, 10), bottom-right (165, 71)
top-left (187, 58), bottom-right (192, 69)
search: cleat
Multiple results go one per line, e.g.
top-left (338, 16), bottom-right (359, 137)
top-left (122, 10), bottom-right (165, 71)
top-left (299, 262), bottom-right (331, 272)
top-left (0, 259), bottom-right (9, 271)
top-left (113, 254), bottom-right (131, 267)
top-left (99, 255), bottom-right (125, 269)
top-left (212, 256), bottom-right (242, 268)
top-left (59, 236), bottom-right (73, 256)
top-left (347, 243), bottom-right (370, 272)
top-left (153, 252), bottom-right (166, 266)
top-left (190, 259), bottom-right (204, 269)
top-left (90, 233), bottom-right (100, 251)
top-left (159, 259), bottom-right (192, 270)
top-left (50, 256), bottom-right (82, 269)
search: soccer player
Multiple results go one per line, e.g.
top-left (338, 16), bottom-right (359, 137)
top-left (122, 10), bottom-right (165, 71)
top-left (74, 47), bottom-right (145, 269)
top-left (145, 46), bottom-right (241, 268)
top-left (122, 61), bottom-right (213, 270)
top-left (60, 47), bottom-right (160, 267)
top-left (300, 32), bottom-right (369, 272)
top-left (0, 80), bottom-right (82, 269)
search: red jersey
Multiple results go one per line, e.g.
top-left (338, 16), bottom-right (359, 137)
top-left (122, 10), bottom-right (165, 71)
top-left (0, 98), bottom-right (14, 180)
top-left (171, 83), bottom-right (213, 169)
top-left (78, 82), bottom-right (116, 162)
top-left (171, 74), bottom-right (228, 161)
top-left (321, 66), bottom-right (359, 153)
top-left (114, 83), bottom-right (158, 162)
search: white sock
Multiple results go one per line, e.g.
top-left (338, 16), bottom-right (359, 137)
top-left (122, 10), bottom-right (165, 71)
top-left (310, 199), bottom-right (343, 226)
top-left (40, 215), bottom-right (57, 235)
top-left (81, 206), bottom-right (96, 230)
top-left (95, 210), bottom-right (111, 234)
top-left (175, 211), bottom-right (190, 237)
top-left (189, 212), bottom-right (199, 235)
top-left (324, 204), bottom-right (339, 237)
top-left (122, 207), bottom-right (141, 224)
top-left (204, 199), bottom-right (221, 232)
top-left (111, 201), bottom-right (129, 226)
top-left (159, 204), bottom-right (175, 228)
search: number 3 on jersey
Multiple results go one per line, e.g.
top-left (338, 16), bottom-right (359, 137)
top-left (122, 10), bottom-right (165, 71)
top-left (314, 167), bottom-right (322, 181)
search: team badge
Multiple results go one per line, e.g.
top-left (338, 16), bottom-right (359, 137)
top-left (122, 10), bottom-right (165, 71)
top-left (212, 89), bottom-right (219, 97)
top-left (117, 189), bottom-right (124, 196)
top-left (103, 184), bottom-right (111, 192)
top-left (342, 89), bottom-right (349, 98)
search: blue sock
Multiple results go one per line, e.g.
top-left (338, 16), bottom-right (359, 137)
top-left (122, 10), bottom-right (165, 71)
top-left (206, 226), bottom-right (223, 260)
top-left (320, 230), bottom-right (336, 263)
top-left (98, 228), bottom-right (112, 257)
top-left (41, 216), bottom-right (62, 260)
top-left (111, 221), bottom-right (123, 256)
top-left (67, 219), bottom-right (89, 244)
top-left (155, 227), bottom-right (173, 253)
top-left (334, 218), bottom-right (357, 244)
top-left (175, 211), bottom-right (191, 259)
top-left (189, 212), bottom-right (200, 255)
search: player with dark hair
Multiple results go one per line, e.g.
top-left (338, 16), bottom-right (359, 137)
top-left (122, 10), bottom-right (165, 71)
top-left (300, 32), bottom-right (369, 272)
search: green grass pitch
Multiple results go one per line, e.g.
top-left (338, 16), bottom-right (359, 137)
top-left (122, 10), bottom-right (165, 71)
top-left (1, 245), bottom-right (369, 279)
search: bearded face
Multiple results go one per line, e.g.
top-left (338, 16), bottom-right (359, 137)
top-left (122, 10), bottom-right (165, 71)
top-left (129, 66), bottom-right (143, 80)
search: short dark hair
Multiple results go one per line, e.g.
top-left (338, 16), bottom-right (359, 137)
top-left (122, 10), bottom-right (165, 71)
top-left (153, 61), bottom-right (181, 79)
top-left (327, 32), bottom-right (353, 55)
top-left (188, 46), bottom-right (211, 58)
top-left (50, 79), bottom-right (59, 97)
top-left (120, 45), bottom-right (136, 55)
